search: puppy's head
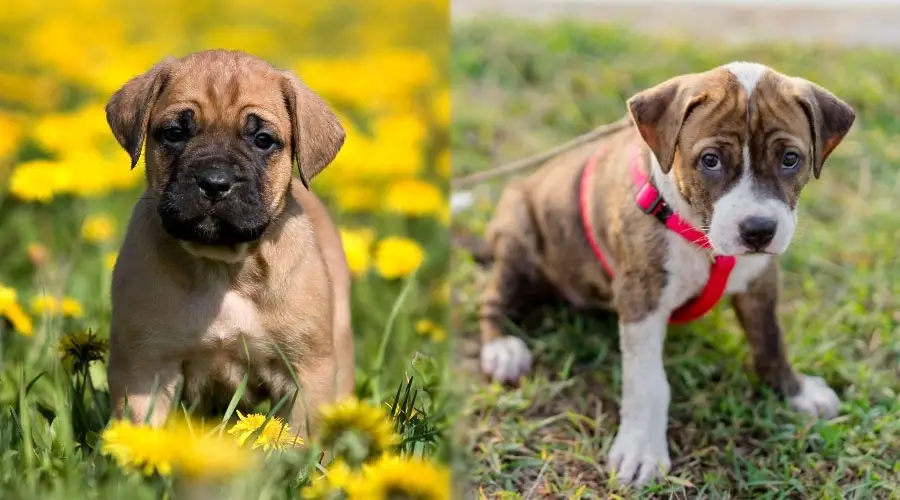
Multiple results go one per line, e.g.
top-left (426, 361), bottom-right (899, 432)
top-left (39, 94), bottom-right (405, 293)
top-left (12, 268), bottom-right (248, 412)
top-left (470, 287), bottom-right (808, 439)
top-left (105, 50), bottom-right (345, 250)
top-left (628, 62), bottom-right (855, 256)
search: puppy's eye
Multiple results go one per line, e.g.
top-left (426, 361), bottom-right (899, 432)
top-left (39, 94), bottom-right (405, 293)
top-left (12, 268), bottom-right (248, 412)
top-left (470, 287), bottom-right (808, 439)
top-left (162, 127), bottom-right (187, 143)
top-left (781, 151), bottom-right (800, 169)
top-left (700, 152), bottom-right (722, 171)
top-left (254, 133), bottom-right (276, 150)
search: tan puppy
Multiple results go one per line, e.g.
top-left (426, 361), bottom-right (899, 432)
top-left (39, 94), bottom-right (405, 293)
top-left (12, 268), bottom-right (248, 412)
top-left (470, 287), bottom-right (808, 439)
top-left (104, 50), bottom-right (354, 438)
top-left (469, 62), bottom-right (854, 486)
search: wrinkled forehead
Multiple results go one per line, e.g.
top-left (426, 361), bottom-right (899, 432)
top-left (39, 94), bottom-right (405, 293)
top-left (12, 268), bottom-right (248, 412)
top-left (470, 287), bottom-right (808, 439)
top-left (688, 64), bottom-right (812, 144)
top-left (152, 57), bottom-right (290, 135)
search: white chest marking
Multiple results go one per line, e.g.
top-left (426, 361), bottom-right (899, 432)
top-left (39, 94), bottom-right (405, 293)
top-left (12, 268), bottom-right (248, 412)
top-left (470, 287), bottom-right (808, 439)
top-left (201, 290), bottom-right (268, 346)
top-left (660, 232), bottom-right (771, 313)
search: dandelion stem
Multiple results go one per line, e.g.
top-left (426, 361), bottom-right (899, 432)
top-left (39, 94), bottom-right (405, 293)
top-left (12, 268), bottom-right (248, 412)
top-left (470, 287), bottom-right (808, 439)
top-left (84, 367), bottom-right (106, 429)
top-left (373, 266), bottom-right (419, 403)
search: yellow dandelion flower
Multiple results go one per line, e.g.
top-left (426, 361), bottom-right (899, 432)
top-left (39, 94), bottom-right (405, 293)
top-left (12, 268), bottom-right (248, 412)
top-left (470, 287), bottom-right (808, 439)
top-left (301, 460), bottom-right (361, 500)
top-left (4, 302), bottom-right (33, 336)
top-left (373, 237), bottom-right (425, 280)
top-left (349, 454), bottom-right (451, 500)
top-left (30, 294), bottom-right (59, 315)
top-left (339, 228), bottom-right (376, 277)
top-left (100, 420), bottom-right (176, 476)
top-left (0, 286), bottom-right (15, 310)
top-left (227, 411), bottom-right (302, 451)
top-left (65, 152), bottom-right (136, 198)
top-left (58, 330), bottom-right (107, 372)
top-left (167, 419), bottom-right (256, 478)
top-left (8, 160), bottom-right (66, 203)
top-left (61, 297), bottom-right (83, 318)
top-left (32, 103), bottom-right (110, 157)
top-left (101, 418), bottom-right (254, 479)
top-left (415, 319), bottom-right (446, 343)
top-left (104, 251), bottom-right (119, 271)
top-left (0, 286), bottom-right (33, 337)
top-left (383, 179), bottom-right (446, 218)
top-left (318, 397), bottom-right (401, 465)
top-left (81, 213), bottom-right (116, 243)
top-left (334, 185), bottom-right (381, 213)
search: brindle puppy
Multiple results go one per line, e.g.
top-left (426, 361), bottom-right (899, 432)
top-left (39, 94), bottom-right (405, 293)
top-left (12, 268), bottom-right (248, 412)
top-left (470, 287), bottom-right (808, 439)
top-left (470, 62), bottom-right (855, 486)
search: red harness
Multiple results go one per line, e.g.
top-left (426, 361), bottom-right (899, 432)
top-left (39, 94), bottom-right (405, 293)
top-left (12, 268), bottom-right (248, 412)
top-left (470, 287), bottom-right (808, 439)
top-left (578, 143), bottom-right (736, 324)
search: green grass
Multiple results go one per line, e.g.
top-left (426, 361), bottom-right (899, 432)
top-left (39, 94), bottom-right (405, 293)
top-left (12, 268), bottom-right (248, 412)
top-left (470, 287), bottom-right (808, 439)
top-left (451, 20), bottom-right (900, 498)
top-left (0, 164), bottom-right (453, 498)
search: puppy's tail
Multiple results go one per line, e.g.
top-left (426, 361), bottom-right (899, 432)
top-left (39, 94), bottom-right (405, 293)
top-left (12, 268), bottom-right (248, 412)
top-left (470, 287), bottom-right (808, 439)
top-left (452, 228), bottom-right (494, 266)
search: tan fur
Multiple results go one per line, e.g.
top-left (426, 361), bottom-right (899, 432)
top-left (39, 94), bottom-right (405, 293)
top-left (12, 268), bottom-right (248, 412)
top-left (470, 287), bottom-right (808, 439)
top-left (105, 50), bottom-right (353, 437)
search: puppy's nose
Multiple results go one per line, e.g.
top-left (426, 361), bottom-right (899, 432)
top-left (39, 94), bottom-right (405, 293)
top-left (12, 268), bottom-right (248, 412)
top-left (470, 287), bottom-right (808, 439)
top-left (195, 168), bottom-right (235, 201)
top-left (738, 216), bottom-right (777, 251)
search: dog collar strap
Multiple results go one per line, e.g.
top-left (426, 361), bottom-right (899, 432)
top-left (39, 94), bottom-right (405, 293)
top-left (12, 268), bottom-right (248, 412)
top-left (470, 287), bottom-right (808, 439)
top-left (579, 143), bottom-right (737, 324)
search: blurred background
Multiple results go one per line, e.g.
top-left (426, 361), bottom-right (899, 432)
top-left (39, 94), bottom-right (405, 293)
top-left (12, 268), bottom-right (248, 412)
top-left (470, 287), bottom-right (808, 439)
top-left (451, 0), bottom-right (900, 497)
top-left (0, 0), bottom-right (453, 498)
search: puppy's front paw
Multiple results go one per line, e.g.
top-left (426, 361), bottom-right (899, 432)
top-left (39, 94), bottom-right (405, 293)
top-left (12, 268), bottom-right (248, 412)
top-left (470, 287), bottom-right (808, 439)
top-left (480, 336), bottom-right (532, 384)
top-left (788, 374), bottom-right (840, 419)
top-left (607, 426), bottom-right (670, 487)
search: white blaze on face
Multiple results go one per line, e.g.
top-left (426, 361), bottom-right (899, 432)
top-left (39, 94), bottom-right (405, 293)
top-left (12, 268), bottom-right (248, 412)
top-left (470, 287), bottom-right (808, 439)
top-left (708, 62), bottom-right (797, 256)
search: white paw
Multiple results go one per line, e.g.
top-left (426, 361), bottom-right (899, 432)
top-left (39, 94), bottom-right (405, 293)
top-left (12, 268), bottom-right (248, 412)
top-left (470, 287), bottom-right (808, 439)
top-left (788, 374), bottom-right (840, 419)
top-left (607, 425), bottom-right (670, 487)
top-left (480, 336), bottom-right (532, 383)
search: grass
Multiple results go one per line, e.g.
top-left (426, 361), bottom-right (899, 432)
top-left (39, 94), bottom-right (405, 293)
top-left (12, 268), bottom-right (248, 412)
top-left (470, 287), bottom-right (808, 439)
top-left (451, 19), bottom-right (900, 498)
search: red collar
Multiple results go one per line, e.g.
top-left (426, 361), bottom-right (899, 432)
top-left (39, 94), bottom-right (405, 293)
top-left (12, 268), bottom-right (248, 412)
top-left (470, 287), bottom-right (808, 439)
top-left (579, 142), bottom-right (736, 324)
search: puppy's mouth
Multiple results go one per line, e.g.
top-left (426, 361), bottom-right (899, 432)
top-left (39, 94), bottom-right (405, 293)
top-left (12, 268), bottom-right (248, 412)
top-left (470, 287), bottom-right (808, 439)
top-left (159, 213), bottom-right (269, 246)
top-left (157, 194), bottom-right (270, 246)
top-left (734, 249), bottom-right (777, 256)
top-left (709, 240), bottom-right (785, 257)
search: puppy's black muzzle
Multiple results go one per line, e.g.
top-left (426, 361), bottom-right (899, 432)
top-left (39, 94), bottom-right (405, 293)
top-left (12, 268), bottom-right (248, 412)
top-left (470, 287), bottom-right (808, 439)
top-left (157, 154), bottom-right (270, 247)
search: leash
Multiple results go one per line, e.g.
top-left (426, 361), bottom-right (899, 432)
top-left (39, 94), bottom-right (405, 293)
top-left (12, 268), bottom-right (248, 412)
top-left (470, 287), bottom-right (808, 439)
top-left (451, 116), bottom-right (633, 189)
top-left (578, 143), bottom-right (736, 324)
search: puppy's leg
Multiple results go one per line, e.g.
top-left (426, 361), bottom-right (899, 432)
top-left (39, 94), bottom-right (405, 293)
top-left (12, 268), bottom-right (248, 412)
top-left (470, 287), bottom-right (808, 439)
top-left (607, 302), bottom-right (671, 487)
top-left (333, 320), bottom-right (355, 401)
top-left (330, 279), bottom-right (355, 400)
top-left (108, 353), bottom-right (181, 427)
top-left (732, 262), bottom-right (839, 418)
top-left (479, 256), bottom-right (536, 384)
top-left (478, 186), bottom-right (550, 384)
top-left (286, 355), bottom-right (339, 439)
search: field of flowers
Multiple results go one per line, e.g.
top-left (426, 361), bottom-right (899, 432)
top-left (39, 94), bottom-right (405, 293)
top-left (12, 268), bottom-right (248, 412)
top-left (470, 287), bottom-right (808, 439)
top-left (0, 0), bottom-right (452, 498)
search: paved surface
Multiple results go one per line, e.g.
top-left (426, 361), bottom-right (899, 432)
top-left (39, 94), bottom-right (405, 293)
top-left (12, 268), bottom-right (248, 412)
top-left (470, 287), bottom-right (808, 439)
top-left (452, 0), bottom-right (900, 48)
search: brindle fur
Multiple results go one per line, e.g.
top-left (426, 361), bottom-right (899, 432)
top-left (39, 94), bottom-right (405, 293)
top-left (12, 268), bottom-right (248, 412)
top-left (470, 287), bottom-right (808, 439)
top-left (474, 64), bottom-right (854, 397)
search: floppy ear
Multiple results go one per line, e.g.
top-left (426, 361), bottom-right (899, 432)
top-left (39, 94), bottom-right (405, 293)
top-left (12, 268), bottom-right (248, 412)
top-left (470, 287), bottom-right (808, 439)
top-left (627, 75), bottom-right (707, 173)
top-left (794, 80), bottom-right (855, 179)
top-left (105, 57), bottom-right (176, 169)
top-left (281, 71), bottom-right (346, 189)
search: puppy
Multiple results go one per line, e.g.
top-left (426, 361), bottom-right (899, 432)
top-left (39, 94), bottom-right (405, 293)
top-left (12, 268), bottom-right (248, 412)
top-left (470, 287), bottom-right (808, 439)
top-left (105, 50), bottom-right (354, 438)
top-left (471, 62), bottom-right (855, 486)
